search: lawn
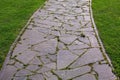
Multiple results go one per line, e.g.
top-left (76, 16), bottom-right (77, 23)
top-left (0, 0), bottom-right (45, 68)
top-left (92, 0), bottom-right (120, 77)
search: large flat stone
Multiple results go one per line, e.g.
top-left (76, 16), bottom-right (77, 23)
top-left (29, 57), bottom-right (42, 65)
top-left (13, 76), bottom-right (27, 80)
top-left (44, 62), bottom-right (56, 70)
top-left (29, 74), bottom-right (44, 80)
top-left (40, 55), bottom-right (52, 64)
top-left (54, 66), bottom-right (91, 79)
top-left (70, 48), bottom-right (104, 68)
top-left (0, 66), bottom-right (17, 80)
top-left (71, 49), bottom-right (87, 56)
top-left (16, 50), bottom-right (37, 64)
top-left (73, 74), bottom-right (96, 80)
top-left (44, 72), bottom-right (58, 80)
top-left (33, 39), bottom-right (58, 55)
top-left (59, 35), bottom-right (77, 45)
top-left (15, 69), bottom-right (32, 77)
top-left (93, 64), bottom-right (116, 80)
top-left (68, 43), bottom-right (89, 50)
top-left (57, 50), bottom-right (78, 69)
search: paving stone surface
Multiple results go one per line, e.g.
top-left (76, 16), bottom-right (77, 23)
top-left (0, 0), bottom-right (117, 80)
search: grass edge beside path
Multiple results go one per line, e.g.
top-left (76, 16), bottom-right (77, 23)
top-left (92, 0), bottom-right (120, 77)
top-left (0, 0), bottom-right (45, 69)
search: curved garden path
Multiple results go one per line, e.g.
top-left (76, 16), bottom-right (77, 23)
top-left (0, 0), bottom-right (117, 80)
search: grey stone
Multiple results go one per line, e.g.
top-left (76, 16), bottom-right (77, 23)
top-left (47, 54), bottom-right (57, 62)
top-left (7, 59), bottom-right (15, 65)
top-left (80, 27), bottom-right (93, 32)
top-left (40, 20), bottom-right (62, 27)
top-left (74, 8), bottom-right (83, 13)
top-left (78, 37), bottom-right (91, 45)
top-left (84, 16), bottom-right (91, 21)
top-left (57, 50), bottom-right (78, 69)
top-left (77, 16), bottom-right (84, 21)
top-left (13, 76), bottom-right (27, 80)
top-left (16, 50), bottom-right (36, 64)
top-left (29, 57), bottom-right (42, 65)
top-left (64, 16), bottom-right (75, 20)
top-left (37, 66), bottom-right (51, 73)
top-left (68, 20), bottom-right (81, 27)
top-left (37, 27), bottom-right (51, 34)
top-left (71, 49), bottom-right (87, 56)
top-left (14, 62), bottom-right (24, 69)
top-left (40, 55), bottom-right (51, 64)
top-left (44, 62), bottom-right (56, 69)
top-left (12, 43), bottom-right (29, 58)
top-left (59, 35), bottom-right (77, 45)
top-left (93, 64), bottom-right (116, 80)
top-left (33, 39), bottom-right (57, 55)
top-left (68, 43), bottom-right (89, 50)
top-left (63, 24), bottom-right (80, 31)
top-left (58, 42), bottom-right (67, 50)
top-left (44, 72), bottom-right (58, 80)
top-left (89, 35), bottom-right (99, 47)
top-left (26, 65), bottom-right (39, 71)
top-left (15, 69), bottom-right (32, 77)
top-left (45, 34), bottom-right (56, 40)
top-left (29, 74), bottom-right (44, 80)
top-left (72, 40), bottom-right (84, 45)
top-left (73, 74), bottom-right (96, 80)
top-left (84, 32), bottom-right (99, 47)
top-left (0, 66), bottom-right (17, 80)
top-left (21, 33), bottom-right (47, 45)
top-left (51, 31), bottom-right (60, 36)
top-left (54, 66), bottom-right (91, 79)
top-left (70, 48), bottom-right (104, 68)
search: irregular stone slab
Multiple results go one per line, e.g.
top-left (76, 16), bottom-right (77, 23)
top-left (14, 62), bottom-right (24, 69)
top-left (37, 66), bottom-right (52, 74)
top-left (84, 32), bottom-right (99, 47)
top-left (78, 37), bottom-right (90, 45)
top-left (73, 74), bottom-right (96, 80)
top-left (44, 72), bottom-right (58, 80)
top-left (57, 50), bottom-right (78, 69)
top-left (40, 55), bottom-right (52, 64)
top-left (29, 74), bottom-right (44, 80)
top-left (16, 50), bottom-right (36, 64)
top-left (68, 43), bottom-right (89, 50)
top-left (80, 27), bottom-right (94, 32)
top-left (26, 65), bottom-right (39, 71)
top-left (58, 42), bottom-right (67, 50)
top-left (29, 57), bottom-right (42, 65)
top-left (15, 69), bottom-right (32, 77)
top-left (0, 66), bottom-right (17, 80)
top-left (93, 63), bottom-right (116, 80)
top-left (71, 49), bottom-right (87, 56)
top-left (59, 35), bottom-right (77, 45)
top-left (12, 43), bottom-right (29, 58)
top-left (33, 39), bottom-right (57, 55)
top-left (44, 62), bottom-right (56, 70)
top-left (70, 48), bottom-right (104, 68)
top-left (13, 76), bottom-right (27, 80)
top-left (53, 66), bottom-right (91, 79)
top-left (16, 50), bottom-right (37, 64)
top-left (46, 54), bottom-right (57, 62)
top-left (84, 15), bottom-right (91, 21)
top-left (21, 29), bottom-right (47, 45)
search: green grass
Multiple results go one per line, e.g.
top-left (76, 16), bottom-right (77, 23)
top-left (0, 0), bottom-right (45, 68)
top-left (92, 0), bottom-right (120, 77)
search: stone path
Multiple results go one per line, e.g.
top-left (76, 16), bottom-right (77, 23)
top-left (0, 0), bottom-right (117, 80)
